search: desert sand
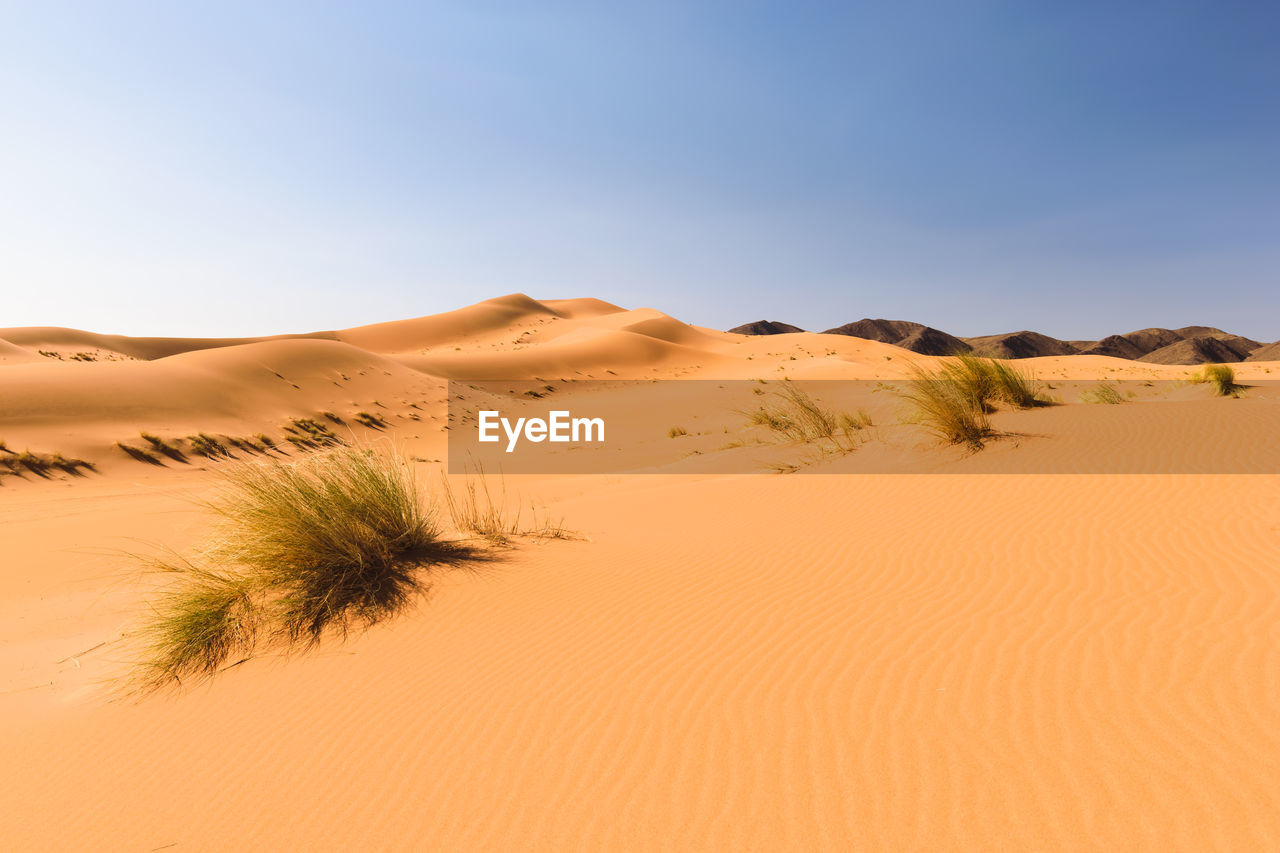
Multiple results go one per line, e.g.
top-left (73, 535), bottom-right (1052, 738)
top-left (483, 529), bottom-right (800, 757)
top-left (2, 294), bottom-right (1278, 850)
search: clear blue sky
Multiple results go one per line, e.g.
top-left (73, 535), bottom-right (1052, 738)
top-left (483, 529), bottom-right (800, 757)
top-left (2, 1), bottom-right (1277, 340)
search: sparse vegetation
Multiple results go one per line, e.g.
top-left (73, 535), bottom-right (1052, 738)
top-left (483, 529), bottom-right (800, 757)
top-left (117, 441), bottom-right (164, 465)
top-left (668, 425), bottom-right (688, 438)
top-left (1079, 384), bottom-right (1126, 405)
top-left (0, 446), bottom-right (95, 478)
top-left (354, 411), bottom-right (385, 428)
top-left (134, 447), bottom-right (473, 690)
top-left (282, 418), bottom-right (343, 449)
top-left (940, 353), bottom-right (1045, 410)
top-left (744, 380), bottom-right (868, 453)
top-left (899, 365), bottom-right (996, 450)
top-left (1190, 364), bottom-right (1245, 397)
top-left (440, 467), bottom-right (573, 545)
top-left (188, 433), bottom-right (230, 458)
top-left (140, 433), bottom-right (187, 462)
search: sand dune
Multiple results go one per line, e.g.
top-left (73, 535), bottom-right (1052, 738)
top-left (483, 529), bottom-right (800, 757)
top-left (3, 295), bottom-right (1278, 850)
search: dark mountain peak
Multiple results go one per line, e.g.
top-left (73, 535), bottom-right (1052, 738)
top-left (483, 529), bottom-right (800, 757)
top-left (1138, 336), bottom-right (1251, 365)
top-left (822, 318), bottom-right (968, 356)
top-left (821, 318), bottom-right (927, 342)
top-left (963, 330), bottom-right (1076, 359)
top-left (727, 314), bottom-right (1271, 364)
top-left (728, 320), bottom-right (806, 335)
top-left (1078, 335), bottom-right (1148, 360)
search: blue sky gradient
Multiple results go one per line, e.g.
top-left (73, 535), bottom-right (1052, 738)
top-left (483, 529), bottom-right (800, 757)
top-left (2, 1), bottom-right (1277, 339)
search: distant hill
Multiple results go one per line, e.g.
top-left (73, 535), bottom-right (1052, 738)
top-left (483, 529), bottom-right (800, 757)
top-left (1138, 336), bottom-right (1258, 365)
top-left (963, 331), bottom-right (1077, 359)
top-left (820, 319), bottom-right (971, 356)
top-left (1246, 341), bottom-right (1280, 361)
top-left (727, 320), bottom-right (805, 335)
top-left (726, 318), bottom-right (1275, 364)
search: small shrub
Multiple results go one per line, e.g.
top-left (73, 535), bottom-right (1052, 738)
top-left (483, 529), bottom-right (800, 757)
top-left (668, 425), bottom-right (688, 438)
top-left (354, 411), bottom-right (385, 429)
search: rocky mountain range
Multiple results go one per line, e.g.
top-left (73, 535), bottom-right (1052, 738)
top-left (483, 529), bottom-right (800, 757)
top-left (726, 319), bottom-right (1275, 364)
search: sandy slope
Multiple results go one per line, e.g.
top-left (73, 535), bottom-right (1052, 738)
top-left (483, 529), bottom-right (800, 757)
top-left (2, 295), bottom-right (1278, 851)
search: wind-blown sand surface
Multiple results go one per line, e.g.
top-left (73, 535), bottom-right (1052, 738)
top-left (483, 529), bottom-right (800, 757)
top-left (3, 295), bottom-right (1278, 850)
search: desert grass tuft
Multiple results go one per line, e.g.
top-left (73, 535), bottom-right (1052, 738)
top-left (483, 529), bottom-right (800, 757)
top-left (279, 418), bottom-right (343, 451)
top-left (117, 441), bottom-right (164, 464)
top-left (1190, 364), bottom-right (1245, 397)
top-left (209, 447), bottom-right (457, 644)
top-left (1079, 384), bottom-right (1126, 404)
top-left (899, 365), bottom-right (995, 450)
top-left (141, 432), bottom-right (187, 462)
top-left (440, 466), bottom-right (573, 544)
top-left (133, 446), bottom-right (473, 690)
top-left (188, 433), bottom-right (230, 458)
top-left (667, 425), bottom-right (689, 438)
top-left (940, 353), bottom-right (1045, 409)
top-left (135, 558), bottom-right (260, 689)
top-left (744, 380), bottom-right (867, 453)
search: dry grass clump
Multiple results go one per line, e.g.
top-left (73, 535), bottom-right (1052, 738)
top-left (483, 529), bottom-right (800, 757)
top-left (134, 446), bottom-right (470, 690)
top-left (188, 433), bottom-right (230, 458)
top-left (440, 468), bottom-right (573, 545)
top-left (896, 355), bottom-right (1048, 451)
top-left (138, 559), bottom-right (260, 686)
top-left (900, 366), bottom-right (995, 450)
top-left (354, 411), bottom-right (386, 428)
top-left (745, 380), bottom-right (869, 453)
top-left (282, 417), bottom-right (344, 450)
top-left (940, 353), bottom-right (1045, 410)
top-left (668, 425), bottom-right (689, 438)
top-left (1190, 364), bottom-right (1245, 397)
top-left (117, 441), bottom-right (164, 465)
top-left (1, 446), bottom-right (95, 478)
top-left (1079, 384), bottom-right (1126, 405)
top-left (140, 433), bottom-right (187, 462)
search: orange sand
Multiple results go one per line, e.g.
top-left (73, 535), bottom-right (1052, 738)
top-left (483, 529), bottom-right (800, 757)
top-left (2, 295), bottom-right (1277, 850)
